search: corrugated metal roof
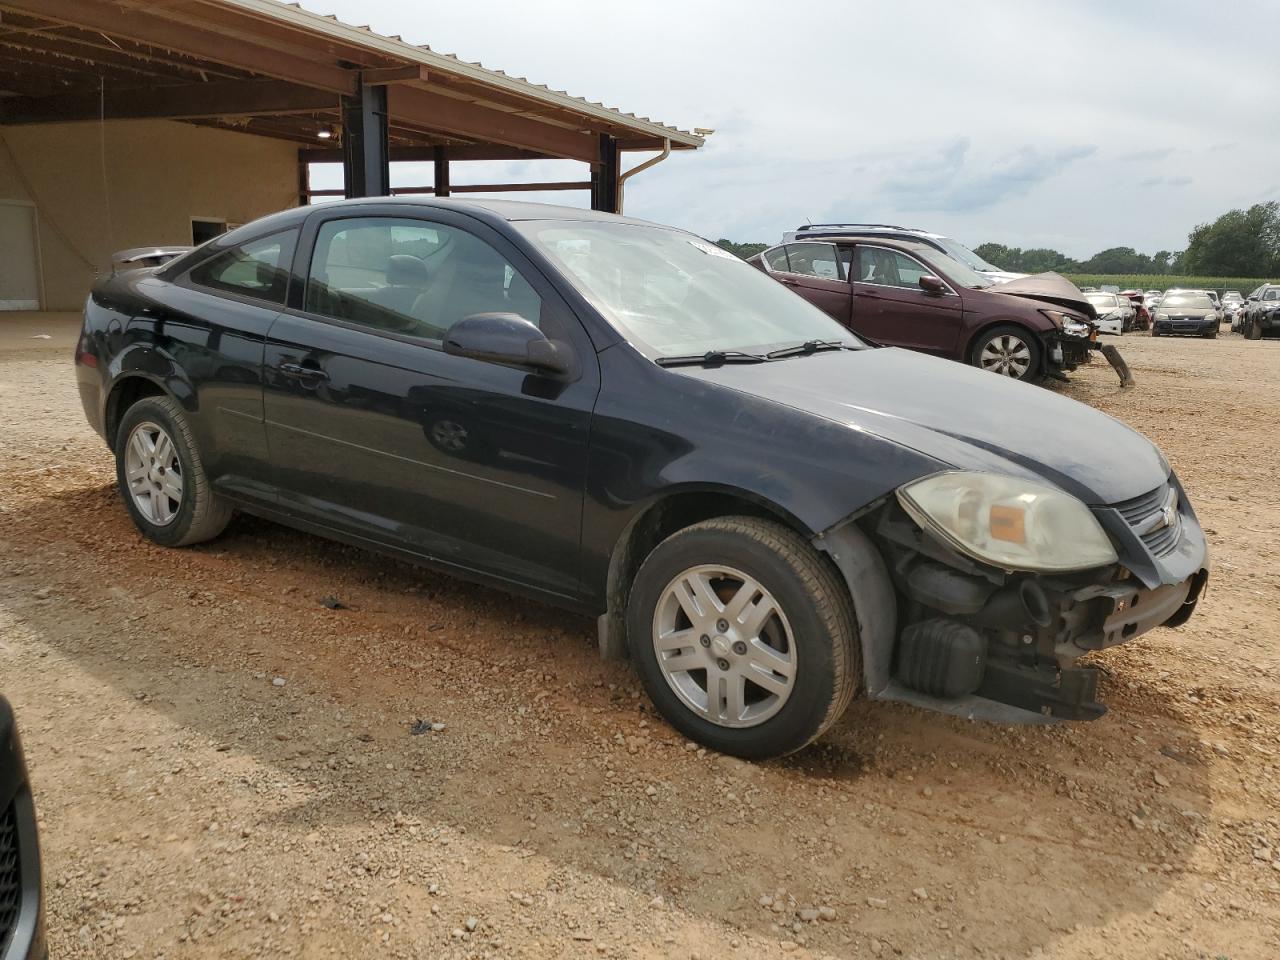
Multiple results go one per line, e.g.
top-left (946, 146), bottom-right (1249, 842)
top-left (217, 0), bottom-right (705, 149)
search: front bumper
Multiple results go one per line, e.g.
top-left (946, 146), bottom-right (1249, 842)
top-left (869, 475), bottom-right (1208, 723)
top-left (0, 698), bottom-right (45, 960)
top-left (1047, 332), bottom-right (1093, 370)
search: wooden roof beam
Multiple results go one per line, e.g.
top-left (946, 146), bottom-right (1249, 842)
top-left (0, 78), bottom-right (336, 124)
top-left (388, 84), bottom-right (598, 164)
top-left (0, 0), bottom-right (358, 95)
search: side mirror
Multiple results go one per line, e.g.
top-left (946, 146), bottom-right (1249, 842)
top-left (919, 275), bottom-right (947, 295)
top-left (444, 312), bottom-right (571, 376)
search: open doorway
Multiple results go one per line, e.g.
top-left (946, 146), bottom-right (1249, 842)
top-left (0, 201), bottom-right (42, 310)
top-left (191, 217), bottom-right (227, 245)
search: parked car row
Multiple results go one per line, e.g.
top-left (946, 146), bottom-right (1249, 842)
top-left (76, 198), bottom-right (1208, 761)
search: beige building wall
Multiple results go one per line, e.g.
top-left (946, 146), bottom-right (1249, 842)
top-left (0, 119), bottom-right (300, 311)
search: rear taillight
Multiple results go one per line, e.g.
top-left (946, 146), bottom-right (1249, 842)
top-left (75, 331), bottom-right (98, 367)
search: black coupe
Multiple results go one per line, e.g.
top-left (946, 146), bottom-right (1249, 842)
top-left (75, 198), bottom-right (1208, 758)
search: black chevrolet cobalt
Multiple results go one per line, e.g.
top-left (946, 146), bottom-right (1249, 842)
top-left (75, 199), bottom-right (1209, 759)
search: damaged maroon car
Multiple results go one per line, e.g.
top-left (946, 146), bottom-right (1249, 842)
top-left (749, 237), bottom-right (1130, 384)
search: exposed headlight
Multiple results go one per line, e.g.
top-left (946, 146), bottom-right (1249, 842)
top-left (897, 471), bottom-right (1118, 573)
top-left (1040, 309), bottom-right (1091, 337)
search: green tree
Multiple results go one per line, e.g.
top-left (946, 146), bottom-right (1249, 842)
top-left (1078, 246), bottom-right (1153, 274)
top-left (974, 242), bottom-right (1018, 269)
top-left (1182, 202), bottom-right (1280, 277)
top-left (1019, 247), bottom-right (1080, 273)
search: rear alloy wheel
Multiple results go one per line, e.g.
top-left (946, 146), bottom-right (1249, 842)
top-left (972, 325), bottom-right (1041, 381)
top-left (627, 516), bottom-right (859, 759)
top-left (115, 395), bottom-right (233, 547)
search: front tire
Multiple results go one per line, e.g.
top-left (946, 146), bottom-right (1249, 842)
top-left (626, 517), bottom-right (859, 760)
top-left (970, 325), bottom-right (1042, 382)
top-left (115, 395), bottom-right (233, 547)
top-left (1248, 320), bottom-right (1263, 340)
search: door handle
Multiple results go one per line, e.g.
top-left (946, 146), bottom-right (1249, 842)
top-left (278, 361), bottom-right (329, 381)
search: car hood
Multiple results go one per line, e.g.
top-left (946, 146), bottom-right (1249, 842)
top-left (680, 348), bottom-right (1167, 505)
top-left (981, 269), bottom-right (1029, 283)
top-left (986, 272), bottom-right (1096, 318)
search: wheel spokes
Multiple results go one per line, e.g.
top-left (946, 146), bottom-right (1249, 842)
top-left (652, 564), bottom-right (797, 729)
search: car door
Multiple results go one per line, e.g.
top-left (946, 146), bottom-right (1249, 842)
top-left (759, 242), bottom-right (852, 324)
top-left (261, 209), bottom-right (599, 601)
top-left (849, 244), bottom-right (963, 356)
top-left (146, 228), bottom-right (298, 501)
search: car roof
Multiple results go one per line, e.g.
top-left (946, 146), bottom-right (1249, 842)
top-left (795, 223), bottom-right (943, 238)
top-left (785, 235), bottom-right (942, 258)
top-left (246, 196), bottom-right (663, 230)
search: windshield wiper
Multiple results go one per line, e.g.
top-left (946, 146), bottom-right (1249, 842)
top-left (764, 339), bottom-right (848, 360)
top-left (655, 350), bottom-right (767, 368)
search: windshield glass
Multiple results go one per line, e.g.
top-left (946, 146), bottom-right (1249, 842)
top-left (919, 248), bottom-right (994, 289)
top-left (1223, 291), bottom-right (1242, 301)
top-left (516, 221), bottom-right (865, 357)
top-left (1161, 293), bottom-right (1213, 308)
top-left (933, 236), bottom-right (1004, 274)
top-left (1086, 293), bottom-right (1120, 308)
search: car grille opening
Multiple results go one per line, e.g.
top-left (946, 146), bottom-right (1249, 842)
top-left (1112, 483), bottom-right (1182, 558)
top-left (0, 800), bottom-right (19, 956)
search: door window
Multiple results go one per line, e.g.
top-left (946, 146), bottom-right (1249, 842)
top-left (305, 217), bottom-right (544, 342)
top-left (187, 230), bottom-right (296, 304)
top-left (854, 247), bottom-right (937, 290)
top-left (766, 242), bottom-right (846, 281)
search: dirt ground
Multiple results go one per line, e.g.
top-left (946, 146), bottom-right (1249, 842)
top-left (2, 312), bottom-right (1277, 960)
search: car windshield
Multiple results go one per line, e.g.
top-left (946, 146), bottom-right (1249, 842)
top-left (1086, 294), bottom-right (1119, 308)
top-left (1161, 293), bottom-right (1213, 308)
top-left (933, 236), bottom-right (1004, 274)
top-left (516, 220), bottom-right (865, 358)
top-left (916, 248), bottom-right (994, 289)
top-left (1223, 291), bottom-right (1242, 301)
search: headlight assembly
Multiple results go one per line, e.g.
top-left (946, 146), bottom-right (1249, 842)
top-left (1040, 309), bottom-right (1091, 337)
top-left (897, 471), bottom-right (1118, 573)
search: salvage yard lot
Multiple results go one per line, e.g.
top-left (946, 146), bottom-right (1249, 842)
top-left (2, 315), bottom-right (1278, 959)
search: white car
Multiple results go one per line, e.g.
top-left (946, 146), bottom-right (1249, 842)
top-left (1084, 292), bottom-right (1131, 335)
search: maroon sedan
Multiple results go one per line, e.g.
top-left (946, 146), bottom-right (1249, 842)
top-left (749, 238), bottom-right (1102, 383)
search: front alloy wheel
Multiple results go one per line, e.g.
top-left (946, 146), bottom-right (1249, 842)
top-left (652, 564), bottom-right (796, 728)
top-left (978, 332), bottom-right (1034, 378)
top-left (627, 516), bottom-right (860, 759)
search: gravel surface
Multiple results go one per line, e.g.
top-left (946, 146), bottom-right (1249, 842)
top-left (2, 314), bottom-right (1278, 959)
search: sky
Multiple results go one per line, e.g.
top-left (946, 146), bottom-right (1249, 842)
top-left (304, 0), bottom-right (1280, 260)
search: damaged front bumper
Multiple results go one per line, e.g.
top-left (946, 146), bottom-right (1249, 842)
top-left (1047, 331), bottom-right (1133, 387)
top-left (860, 475), bottom-right (1208, 724)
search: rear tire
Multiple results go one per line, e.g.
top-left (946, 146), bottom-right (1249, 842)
top-left (1248, 320), bottom-right (1263, 340)
top-left (626, 516), bottom-right (859, 759)
top-left (114, 395), bottom-right (233, 547)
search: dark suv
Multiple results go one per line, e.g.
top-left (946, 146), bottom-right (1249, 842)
top-left (750, 237), bottom-right (1104, 383)
top-left (1, 696), bottom-right (44, 960)
top-left (1241, 283), bottom-right (1280, 339)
